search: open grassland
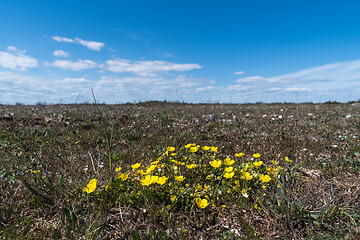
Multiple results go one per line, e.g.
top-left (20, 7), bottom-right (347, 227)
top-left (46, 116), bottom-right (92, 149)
top-left (0, 102), bottom-right (359, 239)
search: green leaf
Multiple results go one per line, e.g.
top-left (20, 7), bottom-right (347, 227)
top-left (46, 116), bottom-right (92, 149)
top-left (71, 211), bottom-right (78, 229)
top-left (63, 207), bottom-right (71, 223)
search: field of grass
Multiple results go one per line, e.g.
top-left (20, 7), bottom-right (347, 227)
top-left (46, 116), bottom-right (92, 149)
top-left (0, 102), bottom-right (359, 239)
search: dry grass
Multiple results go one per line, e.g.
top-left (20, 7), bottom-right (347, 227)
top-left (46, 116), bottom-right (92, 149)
top-left (0, 102), bottom-right (359, 239)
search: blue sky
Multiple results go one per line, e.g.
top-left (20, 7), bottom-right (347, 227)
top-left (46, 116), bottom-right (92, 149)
top-left (1, 0), bottom-right (360, 104)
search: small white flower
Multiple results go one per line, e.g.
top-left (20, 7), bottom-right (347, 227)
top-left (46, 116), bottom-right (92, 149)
top-left (278, 115), bottom-right (283, 119)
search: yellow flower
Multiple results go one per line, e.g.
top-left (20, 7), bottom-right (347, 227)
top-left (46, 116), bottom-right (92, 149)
top-left (210, 146), bottom-right (218, 153)
top-left (241, 189), bottom-right (249, 198)
top-left (185, 143), bottom-right (194, 148)
top-left (170, 195), bottom-right (177, 202)
top-left (83, 179), bottom-right (97, 194)
top-left (262, 185), bottom-right (267, 190)
top-left (145, 164), bottom-right (157, 174)
top-left (224, 166), bottom-right (234, 172)
top-left (224, 171), bottom-right (235, 179)
top-left (267, 167), bottom-right (280, 176)
top-left (31, 170), bottom-right (40, 174)
top-left (190, 146), bottom-right (199, 152)
top-left (167, 146), bottom-right (175, 152)
top-left (175, 175), bottom-right (185, 182)
top-left (141, 175), bottom-right (159, 186)
top-left (202, 146), bottom-right (210, 151)
top-left (285, 157), bottom-right (292, 163)
top-left (210, 159), bottom-right (222, 168)
top-left (259, 174), bottom-right (271, 183)
top-left (242, 172), bottom-right (253, 181)
top-left (151, 160), bottom-right (160, 165)
top-left (206, 175), bottom-right (212, 180)
top-left (115, 167), bottom-right (122, 172)
top-left (186, 164), bottom-right (197, 169)
top-left (253, 161), bottom-right (263, 167)
top-left (171, 153), bottom-right (177, 156)
top-left (253, 153), bottom-right (261, 158)
top-left (224, 158), bottom-right (235, 166)
top-left (266, 167), bottom-right (274, 174)
top-left (204, 184), bottom-right (210, 191)
top-left (157, 176), bottom-right (168, 185)
top-left (272, 160), bottom-right (279, 165)
top-left (118, 173), bottom-right (129, 181)
top-left (196, 197), bottom-right (209, 208)
top-left (235, 152), bottom-right (245, 157)
top-left (196, 183), bottom-right (202, 191)
top-left (254, 203), bottom-right (261, 210)
top-left (131, 163), bottom-right (141, 170)
top-left (136, 169), bottom-right (146, 176)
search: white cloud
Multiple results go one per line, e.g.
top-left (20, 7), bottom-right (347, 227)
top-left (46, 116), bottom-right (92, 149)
top-left (271, 59), bottom-right (360, 83)
top-left (55, 77), bottom-right (90, 84)
top-left (236, 76), bottom-right (268, 83)
top-left (198, 59), bottom-right (360, 103)
top-left (0, 71), bottom-right (98, 104)
top-left (233, 71), bottom-right (245, 75)
top-left (74, 38), bottom-right (104, 51)
top-left (52, 36), bottom-right (104, 51)
top-left (52, 59), bottom-right (98, 71)
top-left (0, 47), bottom-right (38, 71)
top-left (196, 86), bottom-right (218, 92)
top-left (53, 50), bottom-right (70, 58)
top-left (52, 36), bottom-right (74, 43)
top-left (104, 59), bottom-right (202, 75)
top-left (6, 46), bottom-right (26, 54)
top-left (94, 74), bottom-right (211, 102)
top-left (284, 87), bottom-right (311, 92)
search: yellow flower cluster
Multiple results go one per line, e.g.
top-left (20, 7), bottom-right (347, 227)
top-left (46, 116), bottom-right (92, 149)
top-left (100, 144), bottom-right (288, 212)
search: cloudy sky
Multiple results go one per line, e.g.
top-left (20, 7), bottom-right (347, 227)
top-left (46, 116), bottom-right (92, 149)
top-left (1, 0), bottom-right (360, 104)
